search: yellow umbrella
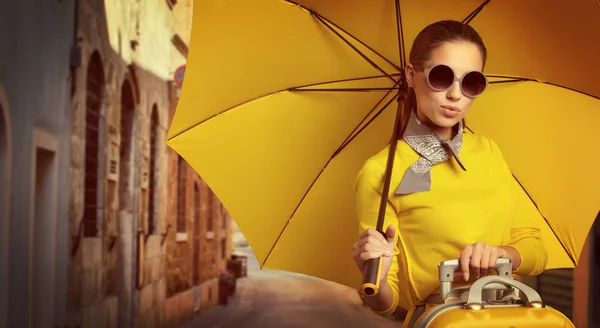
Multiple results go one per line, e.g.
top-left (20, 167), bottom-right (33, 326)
top-left (166, 0), bottom-right (600, 291)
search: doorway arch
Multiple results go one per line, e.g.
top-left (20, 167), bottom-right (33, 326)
top-left (117, 77), bottom-right (137, 328)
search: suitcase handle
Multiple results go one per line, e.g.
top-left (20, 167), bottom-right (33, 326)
top-left (464, 275), bottom-right (544, 310)
top-left (438, 258), bottom-right (512, 301)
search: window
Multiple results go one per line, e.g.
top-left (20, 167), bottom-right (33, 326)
top-left (0, 90), bottom-right (8, 327)
top-left (194, 182), bottom-right (200, 230)
top-left (176, 156), bottom-right (186, 233)
top-left (147, 105), bottom-right (159, 234)
top-left (206, 192), bottom-right (214, 233)
top-left (221, 238), bottom-right (226, 260)
top-left (0, 101), bottom-right (8, 225)
top-left (83, 51), bottom-right (105, 237)
top-left (221, 204), bottom-right (227, 229)
top-left (119, 81), bottom-right (135, 214)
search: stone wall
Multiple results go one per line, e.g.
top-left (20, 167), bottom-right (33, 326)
top-left (68, 1), bottom-right (173, 327)
top-left (165, 80), bottom-right (193, 300)
top-left (133, 62), bottom-right (170, 328)
top-left (68, 1), bottom-right (124, 326)
top-left (67, 1), bottom-right (235, 327)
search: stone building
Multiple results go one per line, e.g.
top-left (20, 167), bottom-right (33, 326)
top-left (162, 2), bottom-right (234, 326)
top-left (66, 0), bottom-right (233, 327)
top-left (0, 1), bottom-right (75, 327)
top-left (67, 0), bottom-right (169, 325)
top-left (163, 145), bottom-right (234, 328)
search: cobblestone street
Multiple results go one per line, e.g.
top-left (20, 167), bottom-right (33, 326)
top-left (179, 244), bottom-right (401, 328)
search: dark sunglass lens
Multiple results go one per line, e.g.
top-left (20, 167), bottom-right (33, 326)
top-left (428, 65), bottom-right (454, 90)
top-left (462, 71), bottom-right (487, 97)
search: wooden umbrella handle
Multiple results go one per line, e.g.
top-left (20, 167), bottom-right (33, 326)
top-left (361, 257), bottom-right (383, 295)
top-left (360, 90), bottom-right (405, 296)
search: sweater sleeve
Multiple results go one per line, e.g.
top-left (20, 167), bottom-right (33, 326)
top-left (490, 139), bottom-right (548, 275)
top-left (354, 158), bottom-right (401, 316)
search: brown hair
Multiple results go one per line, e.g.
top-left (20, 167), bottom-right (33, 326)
top-left (398, 20), bottom-right (487, 137)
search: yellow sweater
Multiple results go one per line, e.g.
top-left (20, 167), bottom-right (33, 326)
top-left (355, 133), bottom-right (548, 315)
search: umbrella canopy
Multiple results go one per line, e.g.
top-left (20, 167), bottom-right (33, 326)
top-left (166, 0), bottom-right (600, 289)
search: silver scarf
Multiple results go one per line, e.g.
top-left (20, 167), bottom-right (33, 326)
top-left (395, 111), bottom-right (467, 195)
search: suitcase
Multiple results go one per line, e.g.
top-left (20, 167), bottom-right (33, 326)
top-left (404, 258), bottom-right (576, 328)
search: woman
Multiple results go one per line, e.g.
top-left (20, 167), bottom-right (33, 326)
top-left (352, 20), bottom-right (548, 322)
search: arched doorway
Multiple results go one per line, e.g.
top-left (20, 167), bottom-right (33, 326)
top-left (0, 84), bottom-right (11, 328)
top-left (119, 81), bottom-right (135, 213)
top-left (117, 78), bottom-right (136, 328)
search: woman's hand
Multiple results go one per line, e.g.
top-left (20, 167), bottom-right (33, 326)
top-left (457, 242), bottom-right (513, 281)
top-left (352, 225), bottom-right (396, 283)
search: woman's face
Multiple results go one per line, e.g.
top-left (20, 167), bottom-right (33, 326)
top-left (406, 41), bottom-right (484, 137)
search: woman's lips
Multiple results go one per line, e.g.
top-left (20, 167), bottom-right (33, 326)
top-left (441, 105), bottom-right (460, 118)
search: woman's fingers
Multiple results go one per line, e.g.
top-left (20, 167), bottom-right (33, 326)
top-left (458, 242), bottom-right (508, 281)
top-left (359, 240), bottom-right (392, 257)
top-left (459, 245), bottom-right (473, 281)
top-left (483, 247), bottom-right (499, 276)
top-left (353, 229), bottom-right (394, 273)
top-left (359, 249), bottom-right (389, 262)
top-left (359, 228), bottom-right (387, 243)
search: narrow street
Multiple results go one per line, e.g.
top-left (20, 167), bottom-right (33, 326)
top-left (180, 241), bottom-right (401, 328)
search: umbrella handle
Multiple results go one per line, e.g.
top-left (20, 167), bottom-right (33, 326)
top-left (360, 91), bottom-right (406, 297)
top-left (361, 257), bottom-right (383, 296)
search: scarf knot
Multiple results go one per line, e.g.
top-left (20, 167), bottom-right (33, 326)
top-left (395, 111), bottom-right (466, 195)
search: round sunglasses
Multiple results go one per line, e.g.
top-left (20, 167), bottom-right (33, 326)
top-left (423, 64), bottom-right (488, 98)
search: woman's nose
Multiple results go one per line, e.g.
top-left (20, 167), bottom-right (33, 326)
top-left (446, 81), bottom-right (462, 101)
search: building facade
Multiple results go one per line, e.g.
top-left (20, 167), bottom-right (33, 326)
top-left (163, 144), bottom-right (234, 328)
top-left (163, 2), bottom-right (234, 323)
top-left (67, 0), bottom-right (170, 326)
top-left (66, 1), bottom-right (233, 327)
top-left (0, 1), bottom-right (75, 327)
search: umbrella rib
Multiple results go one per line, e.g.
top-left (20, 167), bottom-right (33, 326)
top-left (464, 124), bottom-right (577, 266)
top-left (311, 14), bottom-right (396, 84)
top-left (260, 89), bottom-right (399, 268)
top-left (333, 92), bottom-right (399, 157)
top-left (334, 86), bottom-right (401, 156)
top-left (487, 75), bottom-right (600, 100)
top-left (167, 74), bottom-right (399, 141)
top-left (462, 0), bottom-right (491, 25)
top-left (283, 1), bottom-right (401, 76)
top-left (292, 87), bottom-right (399, 92)
top-left (510, 172), bottom-right (577, 266)
top-left (395, 0), bottom-right (407, 70)
top-left (290, 73), bottom-right (402, 91)
top-left (284, 1), bottom-right (402, 73)
top-left (489, 79), bottom-right (527, 84)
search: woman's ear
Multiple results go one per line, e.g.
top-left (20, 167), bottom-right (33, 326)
top-left (405, 64), bottom-right (415, 88)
